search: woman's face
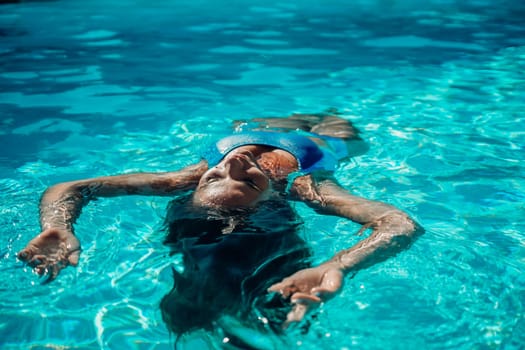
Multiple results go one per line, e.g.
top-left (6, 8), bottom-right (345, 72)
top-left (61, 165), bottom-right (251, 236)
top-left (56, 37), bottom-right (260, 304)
top-left (193, 150), bottom-right (270, 208)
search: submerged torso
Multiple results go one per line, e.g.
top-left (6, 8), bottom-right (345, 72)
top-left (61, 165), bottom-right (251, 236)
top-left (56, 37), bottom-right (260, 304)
top-left (204, 130), bottom-right (347, 176)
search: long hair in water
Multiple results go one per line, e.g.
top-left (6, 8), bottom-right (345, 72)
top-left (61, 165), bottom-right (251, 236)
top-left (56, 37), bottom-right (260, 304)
top-left (159, 192), bottom-right (311, 335)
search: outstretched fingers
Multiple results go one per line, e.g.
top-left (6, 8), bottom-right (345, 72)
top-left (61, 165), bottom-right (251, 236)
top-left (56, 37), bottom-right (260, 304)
top-left (283, 302), bottom-right (308, 329)
top-left (42, 264), bottom-right (63, 284)
top-left (17, 247), bottom-right (34, 263)
top-left (18, 247), bottom-right (78, 283)
top-left (268, 265), bottom-right (345, 329)
top-left (268, 280), bottom-right (324, 329)
top-left (267, 279), bottom-right (296, 299)
top-left (290, 292), bottom-right (322, 305)
top-left (282, 293), bottom-right (322, 329)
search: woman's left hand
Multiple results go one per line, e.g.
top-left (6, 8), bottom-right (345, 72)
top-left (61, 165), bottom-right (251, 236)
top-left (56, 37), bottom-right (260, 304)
top-left (267, 263), bottom-right (344, 328)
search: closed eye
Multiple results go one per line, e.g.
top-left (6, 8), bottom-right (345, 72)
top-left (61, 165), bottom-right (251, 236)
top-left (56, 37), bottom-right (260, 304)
top-left (244, 179), bottom-right (261, 192)
top-left (205, 176), bottom-right (219, 184)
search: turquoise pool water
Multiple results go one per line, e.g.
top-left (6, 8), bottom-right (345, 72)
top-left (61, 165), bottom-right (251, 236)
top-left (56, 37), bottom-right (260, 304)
top-left (1, 0), bottom-right (524, 349)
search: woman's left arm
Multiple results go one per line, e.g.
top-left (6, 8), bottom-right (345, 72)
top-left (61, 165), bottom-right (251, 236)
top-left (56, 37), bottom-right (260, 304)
top-left (268, 176), bottom-right (423, 328)
top-left (306, 179), bottom-right (423, 272)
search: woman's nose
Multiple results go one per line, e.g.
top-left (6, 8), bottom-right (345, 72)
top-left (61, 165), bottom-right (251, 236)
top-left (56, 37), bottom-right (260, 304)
top-left (222, 157), bottom-right (247, 179)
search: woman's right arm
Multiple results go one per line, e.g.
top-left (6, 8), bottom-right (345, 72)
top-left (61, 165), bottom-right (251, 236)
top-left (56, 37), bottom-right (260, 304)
top-left (39, 161), bottom-right (207, 231)
top-left (18, 160), bottom-right (208, 282)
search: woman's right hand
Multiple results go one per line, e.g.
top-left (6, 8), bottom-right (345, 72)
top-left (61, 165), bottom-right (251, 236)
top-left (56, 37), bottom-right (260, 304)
top-left (17, 228), bottom-right (81, 283)
top-left (267, 262), bottom-right (344, 329)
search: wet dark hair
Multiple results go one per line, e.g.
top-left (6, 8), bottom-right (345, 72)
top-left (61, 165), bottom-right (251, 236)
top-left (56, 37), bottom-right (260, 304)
top-left (159, 192), bottom-right (311, 336)
top-left (163, 192), bottom-right (250, 243)
top-left (162, 191), bottom-right (299, 242)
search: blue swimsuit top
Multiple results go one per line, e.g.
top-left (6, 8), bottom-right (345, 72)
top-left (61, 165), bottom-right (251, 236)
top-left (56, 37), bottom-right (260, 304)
top-left (204, 131), bottom-right (348, 174)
